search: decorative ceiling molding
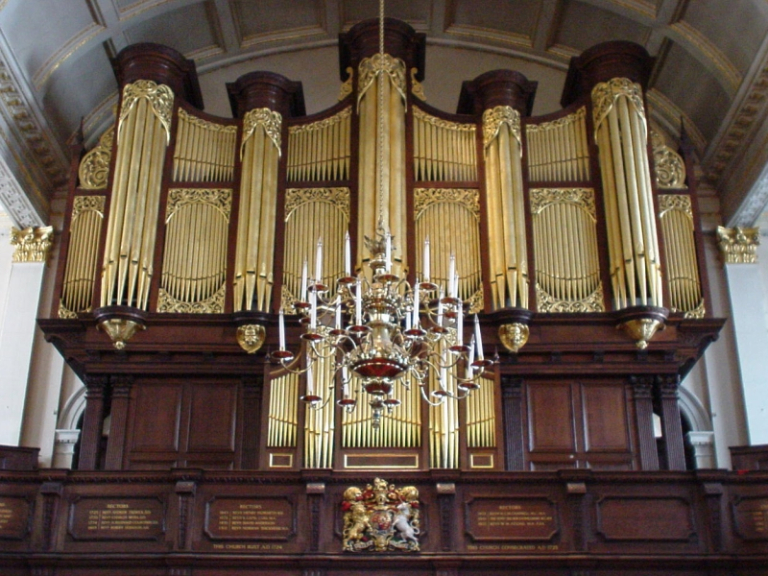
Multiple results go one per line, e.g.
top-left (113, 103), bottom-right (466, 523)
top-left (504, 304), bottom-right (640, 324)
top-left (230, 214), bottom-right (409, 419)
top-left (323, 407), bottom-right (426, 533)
top-left (728, 163), bottom-right (768, 227)
top-left (668, 22), bottom-right (741, 96)
top-left (0, 32), bottom-right (68, 192)
top-left (0, 155), bottom-right (45, 228)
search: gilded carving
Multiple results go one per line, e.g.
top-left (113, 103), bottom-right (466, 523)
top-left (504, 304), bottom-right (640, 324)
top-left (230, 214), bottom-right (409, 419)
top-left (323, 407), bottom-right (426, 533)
top-left (11, 225), bottom-right (53, 263)
top-left (683, 300), bottom-right (706, 319)
top-left (72, 195), bottom-right (106, 219)
top-left (237, 324), bottom-right (266, 354)
top-left (57, 303), bottom-right (78, 319)
top-left (118, 80), bottom-right (174, 143)
top-left (466, 286), bottom-right (484, 314)
top-left (413, 107), bottom-right (474, 133)
top-left (526, 106), bottom-right (585, 134)
top-left (536, 283), bottom-right (605, 313)
top-left (341, 478), bottom-right (420, 553)
top-left (591, 78), bottom-right (646, 136)
top-left (658, 194), bottom-right (693, 220)
top-left (717, 226), bottom-right (760, 264)
top-left (166, 188), bottom-right (232, 220)
top-left (498, 322), bottom-right (529, 353)
top-left (78, 125), bottom-right (114, 190)
top-left (413, 188), bottom-right (479, 220)
top-left (338, 67), bottom-right (354, 101)
top-left (529, 187), bottom-right (596, 218)
top-left (288, 107), bottom-right (351, 136)
top-left (157, 284), bottom-right (225, 314)
top-left (97, 317), bottom-right (144, 350)
top-left (357, 53), bottom-right (407, 110)
top-left (178, 108), bottom-right (237, 134)
top-left (241, 107), bottom-right (282, 155)
top-left (411, 68), bottom-right (426, 101)
top-left (284, 187), bottom-right (350, 221)
top-left (652, 131), bottom-right (687, 189)
top-left (482, 105), bottom-right (521, 151)
top-left (280, 284), bottom-right (299, 314)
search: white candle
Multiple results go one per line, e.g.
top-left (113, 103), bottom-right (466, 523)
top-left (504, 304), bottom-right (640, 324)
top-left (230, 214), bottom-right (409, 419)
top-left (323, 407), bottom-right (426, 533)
top-left (448, 253), bottom-right (456, 297)
top-left (467, 335), bottom-right (475, 378)
top-left (335, 301), bottom-right (342, 330)
top-left (385, 233), bottom-right (392, 272)
top-left (412, 284), bottom-right (420, 327)
top-left (474, 314), bottom-right (484, 360)
top-left (310, 289), bottom-right (317, 329)
top-left (300, 260), bottom-right (308, 302)
top-left (344, 231), bottom-right (351, 276)
top-left (306, 362), bottom-right (314, 396)
top-left (315, 237), bottom-right (323, 282)
top-left (355, 275), bottom-right (362, 324)
top-left (437, 289), bottom-right (444, 327)
top-left (423, 237), bottom-right (430, 282)
top-left (279, 309), bottom-right (286, 350)
top-left (342, 366), bottom-right (349, 397)
top-left (457, 304), bottom-right (463, 345)
top-left (405, 310), bottom-right (412, 330)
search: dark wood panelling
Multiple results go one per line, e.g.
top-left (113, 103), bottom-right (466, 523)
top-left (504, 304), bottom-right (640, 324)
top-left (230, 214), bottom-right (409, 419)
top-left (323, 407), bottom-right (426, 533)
top-left (527, 382), bottom-right (575, 452)
top-left (186, 384), bottom-right (237, 452)
top-left (129, 384), bottom-right (182, 453)
top-left (582, 384), bottom-right (629, 452)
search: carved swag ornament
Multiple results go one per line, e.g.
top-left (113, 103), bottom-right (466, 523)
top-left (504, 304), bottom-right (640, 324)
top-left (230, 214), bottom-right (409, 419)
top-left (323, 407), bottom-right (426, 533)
top-left (341, 477), bottom-right (420, 552)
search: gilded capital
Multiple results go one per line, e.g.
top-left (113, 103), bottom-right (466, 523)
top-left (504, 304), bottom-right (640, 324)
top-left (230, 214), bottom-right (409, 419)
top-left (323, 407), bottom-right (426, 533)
top-left (11, 225), bottom-right (53, 263)
top-left (717, 226), bottom-right (759, 264)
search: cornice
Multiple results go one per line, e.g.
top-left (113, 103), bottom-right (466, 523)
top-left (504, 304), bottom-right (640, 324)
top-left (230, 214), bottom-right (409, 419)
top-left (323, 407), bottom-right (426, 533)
top-left (0, 155), bottom-right (44, 227)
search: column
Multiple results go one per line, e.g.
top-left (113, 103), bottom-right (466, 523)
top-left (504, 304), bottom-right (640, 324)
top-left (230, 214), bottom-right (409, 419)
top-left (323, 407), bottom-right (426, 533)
top-left (656, 375), bottom-right (686, 470)
top-left (686, 431), bottom-right (716, 469)
top-left (630, 376), bottom-right (659, 470)
top-left (716, 226), bottom-right (768, 444)
top-left (77, 375), bottom-right (107, 470)
top-left (52, 429), bottom-right (80, 468)
top-left (0, 225), bottom-right (52, 445)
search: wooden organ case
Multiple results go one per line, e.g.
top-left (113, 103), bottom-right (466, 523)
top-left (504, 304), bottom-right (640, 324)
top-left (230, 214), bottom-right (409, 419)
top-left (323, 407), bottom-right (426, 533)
top-left (23, 18), bottom-right (767, 576)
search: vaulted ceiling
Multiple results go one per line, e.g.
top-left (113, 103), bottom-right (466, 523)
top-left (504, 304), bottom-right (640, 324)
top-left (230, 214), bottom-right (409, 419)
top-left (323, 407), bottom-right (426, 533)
top-left (2, 0), bottom-right (768, 231)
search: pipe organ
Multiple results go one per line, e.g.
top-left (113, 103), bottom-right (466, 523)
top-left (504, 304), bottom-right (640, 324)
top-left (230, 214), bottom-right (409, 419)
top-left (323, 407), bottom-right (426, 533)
top-left (45, 22), bottom-right (721, 481)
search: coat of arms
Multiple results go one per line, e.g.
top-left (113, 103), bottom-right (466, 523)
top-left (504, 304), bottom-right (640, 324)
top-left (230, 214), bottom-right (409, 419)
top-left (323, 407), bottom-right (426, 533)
top-left (341, 477), bottom-right (420, 552)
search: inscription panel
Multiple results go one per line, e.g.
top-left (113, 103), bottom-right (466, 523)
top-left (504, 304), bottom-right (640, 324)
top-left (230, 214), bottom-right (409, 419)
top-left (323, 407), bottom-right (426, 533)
top-left (204, 497), bottom-right (295, 541)
top-left (68, 497), bottom-right (165, 541)
top-left (596, 497), bottom-right (694, 541)
top-left (733, 497), bottom-right (768, 541)
top-left (0, 497), bottom-right (31, 539)
top-left (465, 498), bottom-right (558, 543)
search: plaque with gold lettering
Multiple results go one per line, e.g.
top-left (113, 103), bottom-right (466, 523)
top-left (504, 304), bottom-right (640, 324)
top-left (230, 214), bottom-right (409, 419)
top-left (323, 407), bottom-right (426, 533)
top-left (465, 498), bottom-right (558, 542)
top-left (0, 497), bottom-right (32, 540)
top-left (205, 497), bottom-right (295, 541)
top-left (68, 497), bottom-right (165, 541)
top-left (733, 496), bottom-right (768, 541)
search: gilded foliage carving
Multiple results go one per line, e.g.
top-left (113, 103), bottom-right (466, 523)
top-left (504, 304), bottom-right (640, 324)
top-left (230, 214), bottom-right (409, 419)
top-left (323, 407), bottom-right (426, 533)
top-left (529, 188), bottom-right (595, 218)
top-left (78, 125), bottom-right (114, 190)
top-left (57, 303), bottom-right (79, 319)
top-left (683, 300), bottom-right (706, 319)
top-left (157, 284), bottom-right (225, 314)
top-left (338, 67), bottom-right (354, 101)
top-left (526, 106), bottom-right (585, 134)
top-left (72, 195), bottom-right (105, 220)
top-left (166, 188), bottom-right (232, 220)
top-left (242, 107), bottom-right (283, 154)
top-left (411, 68), bottom-right (426, 101)
top-left (413, 107), bottom-right (474, 132)
top-left (288, 107), bottom-right (351, 136)
top-left (178, 108), bottom-right (237, 134)
top-left (284, 187), bottom-right (350, 221)
top-left (651, 132), bottom-right (687, 189)
top-left (357, 53), bottom-right (407, 109)
top-left (659, 194), bottom-right (693, 220)
top-left (536, 283), bottom-right (605, 313)
top-left (482, 105), bottom-right (521, 151)
top-left (118, 80), bottom-right (174, 143)
top-left (413, 188), bottom-right (479, 220)
top-left (591, 78), bottom-right (646, 135)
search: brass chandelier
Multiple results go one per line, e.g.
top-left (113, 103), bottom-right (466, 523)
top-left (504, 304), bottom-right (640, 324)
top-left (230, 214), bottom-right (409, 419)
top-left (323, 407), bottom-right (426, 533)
top-left (271, 0), bottom-right (492, 427)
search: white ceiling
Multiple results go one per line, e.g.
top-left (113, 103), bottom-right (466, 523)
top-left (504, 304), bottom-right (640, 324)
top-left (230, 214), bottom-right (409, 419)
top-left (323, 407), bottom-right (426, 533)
top-left (1, 0), bottom-right (768, 230)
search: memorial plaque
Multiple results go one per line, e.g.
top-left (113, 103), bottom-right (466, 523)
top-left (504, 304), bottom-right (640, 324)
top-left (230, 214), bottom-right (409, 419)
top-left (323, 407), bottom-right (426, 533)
top-left (68, 497), bottom-right (165, 541)
top-left (733, 497), bottom-right (768, 541)
top-left (596, 497), bottom-right (694, 541)
top-left (205, 497), bottom-right (295, 541)
top-left (0, 497), bottom-right (31, 539)
top-left (466, 498), bottom-right (558, 542)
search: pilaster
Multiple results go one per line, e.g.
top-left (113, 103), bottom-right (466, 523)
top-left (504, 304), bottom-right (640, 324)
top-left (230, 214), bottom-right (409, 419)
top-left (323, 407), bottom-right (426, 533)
top-left (0, 224), bottom-right (52, 445)
top-left (716, 226), bottom-right (768, 444)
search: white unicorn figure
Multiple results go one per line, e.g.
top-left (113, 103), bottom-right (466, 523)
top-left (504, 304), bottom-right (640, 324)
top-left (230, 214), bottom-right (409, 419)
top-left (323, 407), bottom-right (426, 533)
top-left (393, 501), bottom-right (419, 545)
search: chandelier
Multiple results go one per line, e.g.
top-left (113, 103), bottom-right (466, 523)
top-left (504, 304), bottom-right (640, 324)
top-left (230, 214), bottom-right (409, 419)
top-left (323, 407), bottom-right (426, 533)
top-left (270, 0), bottom-right (493, 428)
